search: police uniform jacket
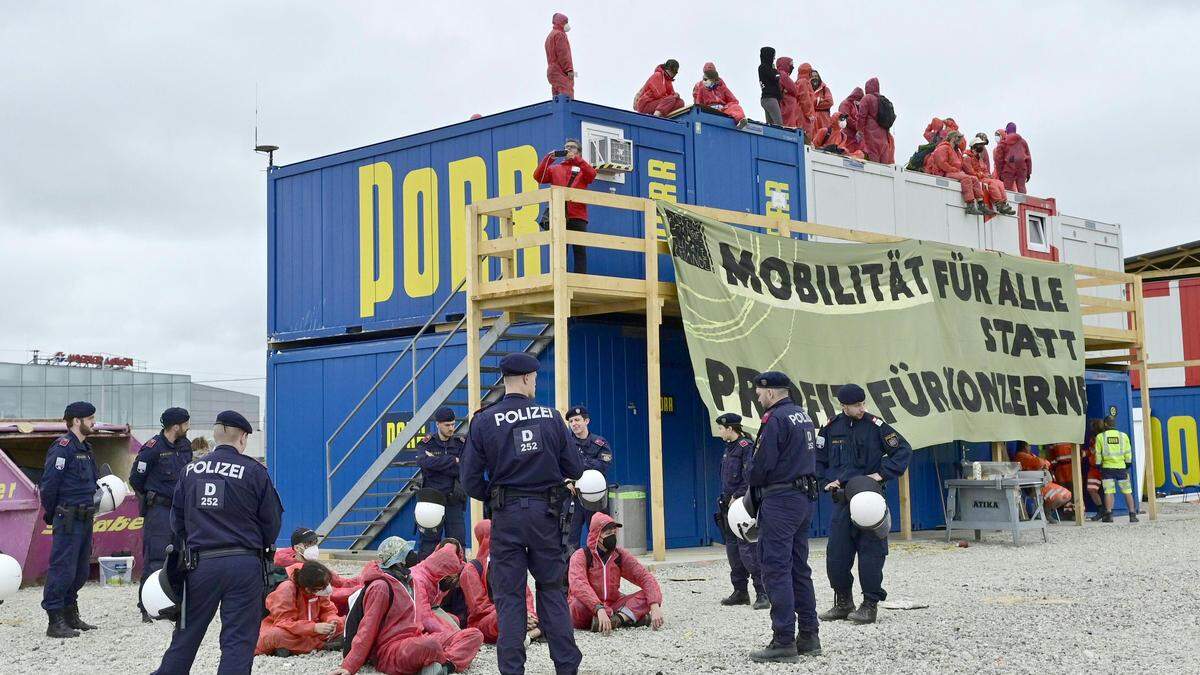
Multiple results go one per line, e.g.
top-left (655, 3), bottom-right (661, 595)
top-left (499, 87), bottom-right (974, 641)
top-left (720, 435), bottom-right (755, 499)
top-left (40, 433), bottom-right (98, 512)
top-left (816, 412), bottom-right (912, 485)
top-left (572, 432), bottom-right (612, 476)
top-left (417, 433), bottom-right (466, 495)
top-left (130, 433), bottom-right (193, 500)
top-left (460, 394), bottom-right (584, 500)
top-left (171, 444), bottom-right (283, 552)
top-left (747, 397), bottom-right (817, 487)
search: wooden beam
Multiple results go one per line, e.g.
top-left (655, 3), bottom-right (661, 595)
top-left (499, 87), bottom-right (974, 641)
top-left (1085, 353), bottom-right (1136, 366)
top-left (1072, 263), bottom-right (1137, 283)
top-left (1070, 443), bottom-right (1084, 526)
top-left (558, 186), bottom-right (656, 212)
top-left (564, 229), bottom-right (647, 253)
top-left (644, 202), bottom-right (667, 562)
top-left (992, 441), bottom-right (1006, 462)
top-left (1082, 325), bottom-right (1140, 345)
top-left (1133, 277), bottom-right (1158, 521)
top-left (1147, 359), bottom-right (1200, 370)
top-left (551, 188), bottom-right (571, 417)
top-left (570, 300), bottom-right (650, 317)
top-left (478, 231), bottom-right (552, 256)
top-left (465, 204), bottom-right (485, 551)
top-left (475, 275), bottom-right (552, 301)
top-left (1137, 265), bottom-right (1200, 280)
top-left (478, 291), bottom-right (556, 312)
top-left (1077, 295), bottom-right (1134, 311)
top-left (474, 188), bottom-right (552, 214)
top-left (899, 470), bottom-right (912, 541)
top-left (1075, 277), bottom-right (1123, 289)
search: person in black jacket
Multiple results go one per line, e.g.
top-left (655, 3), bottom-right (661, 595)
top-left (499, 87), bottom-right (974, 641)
top-left (758, 46), bottom-right (782, 125)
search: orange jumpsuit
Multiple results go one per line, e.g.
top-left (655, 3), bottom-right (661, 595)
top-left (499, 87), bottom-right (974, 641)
top-left (256, 564), bottom-right (345, 656)
top-left (963, 149), bottom-right (1008, 205)
top-left (1015, 450), bottom-right (1072, 510)
top-left (927, 140), bottom-right (982, 202)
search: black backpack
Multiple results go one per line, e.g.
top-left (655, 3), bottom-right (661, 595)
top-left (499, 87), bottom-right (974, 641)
top-left (342, 578), bottom-right (396, 657)
top-left (875, 94), bottom-right (896, 130)
top-left (905, 138), bottom-right (940, 172)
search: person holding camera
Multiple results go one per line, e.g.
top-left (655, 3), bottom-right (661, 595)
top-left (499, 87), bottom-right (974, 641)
top-left (533, 139), bottom-right (597, 274)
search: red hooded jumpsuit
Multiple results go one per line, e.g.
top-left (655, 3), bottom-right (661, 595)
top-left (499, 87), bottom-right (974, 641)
top-left (995, 131), bottom-right (1032, 193)
top-left (855, 77), bottom-right (894, 164)
top-left (460, 520), bottom-right (537, 643)
top-left (337, 561), bottom-right (483, 675)
top-left (274, 547), bottom-right (362, 615)
top-left (964, 147), bottom-right (1008, 205)
top-left (411, 545), bottom-right (469, 635)
top-left (811, 75), bottom-right (834, 135)
top-left (545, 14), bottom-right (574, 98)
top-left (795, 62), bottom-right (816, 139)
top-left (775, 57), bottom-right (800, 128)
top-left (928, 139), bottom-right (982, 203)
top-left (811, 117), bottom-right (865, 159)
top-left (635, 65), bottom-right (684, 116)
top-left (692, 62), bottom-right (746, 123)
top-left (255, 563), bottom-right (345, 655)
top-left (567, 512), bottom-right (663, 628)
top-left (837, 88), bottom-right (864, 153)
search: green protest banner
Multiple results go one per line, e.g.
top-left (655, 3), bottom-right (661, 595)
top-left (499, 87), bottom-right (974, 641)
top-left (659, 201), bottom-right (1087, 448)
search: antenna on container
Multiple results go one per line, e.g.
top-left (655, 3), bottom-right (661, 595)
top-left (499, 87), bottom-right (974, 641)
top-left (253, 82), bottom-right (278, 168)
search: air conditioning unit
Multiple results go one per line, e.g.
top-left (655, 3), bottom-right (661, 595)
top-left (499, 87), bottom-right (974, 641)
top-left (589, 136), bottom-right (634, 173)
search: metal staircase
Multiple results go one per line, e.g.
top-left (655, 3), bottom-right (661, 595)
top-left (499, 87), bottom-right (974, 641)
top-left (316, 284), bottom-right (554, 550)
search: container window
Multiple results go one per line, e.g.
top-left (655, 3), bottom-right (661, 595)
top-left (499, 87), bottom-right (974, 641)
top-left (1026, 213), bottom-right (1049, 252)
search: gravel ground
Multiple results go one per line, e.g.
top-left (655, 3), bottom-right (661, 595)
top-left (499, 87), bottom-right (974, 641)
top-left (3, 503), bottom-right (1198, 674)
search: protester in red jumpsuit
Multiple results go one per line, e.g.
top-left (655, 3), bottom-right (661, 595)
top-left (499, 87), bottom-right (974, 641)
top-left (411, 543), bottom-right (468, 635)
top-left (459, 520), bottom-right (541, 645)
top-left (995, 122), bottom-right (1032, 193)
top-left (332, 557), bottom-right (482, 675)
top-left (964, 136), bottom-right (1016, 215)
top-left (795, 62), bottom-right (817, 139)
top-left (775, 57), bottom-right (800, 128)
top-left (635, 60), bottom-right (684, 117)
top-left (545, 13), bottom-right (574, 98)
top-left (274, 541), bottom-right (361, 616)
top-left (811, 114), bottom-right (865, 159)
top-left (256, 562), bottom-right (344, 657)
top-left (692, 62), bottom-right (746, 125)
top-left (855, 77), bottom-right (894, 164)
top-left (810, 70), bottom-right (834, 135)
top-left (568, 513), bottom-right (665, 633)
top-left (838, 87), bottom-right (863, 136)
top-left (928, 131), bottom-right (985, 214)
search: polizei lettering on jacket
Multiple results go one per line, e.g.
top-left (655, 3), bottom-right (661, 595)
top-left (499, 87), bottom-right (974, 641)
top-left (494, 406), bottom-right (556, 426)
top-left (185, 460), bottom-right (245, 480)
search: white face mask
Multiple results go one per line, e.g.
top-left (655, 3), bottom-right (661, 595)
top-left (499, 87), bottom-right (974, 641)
top-left (563, 23), bottom-right (571, 32)
top-left (314, 585), bottom-right (333, 597)
top-left (839, 120), bottom-right (847, 129)
top-left (301, 545), bottom-right (321, 562)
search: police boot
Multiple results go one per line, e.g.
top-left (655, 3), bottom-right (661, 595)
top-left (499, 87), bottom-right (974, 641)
top-left (749, 639), bottom-right (799, 664)
top-left (964, 201), bottom-right (982, 215)
top-left (818, 589), bottom-right (855, 621)
top-left (46, 610), bottom-right (80, 639)
top-left (752, 592), bottom-right (771, 610)
top-left (64, 604), bottom-right (97, 631)
top-left (847, 599), bottom-right (879, 624)
top-left (720, 589), bottom-right (750, 606)
top-left (795, 631), bottom-right (822, 656)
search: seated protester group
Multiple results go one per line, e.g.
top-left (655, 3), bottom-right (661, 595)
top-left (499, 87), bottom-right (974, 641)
top-left (274, 526), bottom-right (363, 615)
top-left (256, 561), bottom-right (345, 657)
top-left (567, 512), bottom-right (665, 633)
top-left (459, 520), bottom-right (542, 644)
top-left (333, 536), bottom-right (482, 675)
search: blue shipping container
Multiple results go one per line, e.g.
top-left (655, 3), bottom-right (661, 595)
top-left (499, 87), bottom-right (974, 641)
top-left (1134, 385), bottom-right (1200, 496)
top-left (267, 98), bottom-right (806, 343)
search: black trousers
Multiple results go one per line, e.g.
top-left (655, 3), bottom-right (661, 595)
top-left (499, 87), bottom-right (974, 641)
top-left (567, 218), bottom-right (588, 273)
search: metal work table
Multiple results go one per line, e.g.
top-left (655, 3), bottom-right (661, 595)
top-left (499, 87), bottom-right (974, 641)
top-left (944, 471), bottom-right (1049, 545)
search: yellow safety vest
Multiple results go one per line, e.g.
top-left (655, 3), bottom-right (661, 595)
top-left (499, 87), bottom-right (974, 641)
top-left (1094, 429), bottom-right (1132, 469)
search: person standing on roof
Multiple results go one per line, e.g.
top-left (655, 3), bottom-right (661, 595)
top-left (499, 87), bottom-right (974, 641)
top-left (758, 47), bottom-right (783, 126)
top-left (855, 77), bottom-right (895, 164)
top-left (533, 139), bottom-right (597, 274)
top-left (810, 69), bottom-right (834, 135)
top-left (635, 59), bottom-right (685, 117)
top-left (995, 122), bottom-right (1032, 194)
top-left (545, 13), bottom-right (574, 98)
top-left (775, 57), bottom-right (800, 128)
top-left (795, 62), bottom-right (817, 139)
top-left (693, 62), bottom-right (747, 126)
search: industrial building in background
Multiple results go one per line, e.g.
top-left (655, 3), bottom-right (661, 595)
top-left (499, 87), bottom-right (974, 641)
top-left (266, 96), bottom-right (1143, 554)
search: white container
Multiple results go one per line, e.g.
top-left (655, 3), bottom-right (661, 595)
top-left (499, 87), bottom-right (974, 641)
top-left (99, 556), bottom-right (135, 587)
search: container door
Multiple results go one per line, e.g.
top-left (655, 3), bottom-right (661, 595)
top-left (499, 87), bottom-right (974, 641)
top-left (756, 159), bottom-right (798, 234)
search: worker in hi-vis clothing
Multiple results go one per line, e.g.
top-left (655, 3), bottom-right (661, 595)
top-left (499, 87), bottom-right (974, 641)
top-left (1093, 417), bottom-right (1138, 523)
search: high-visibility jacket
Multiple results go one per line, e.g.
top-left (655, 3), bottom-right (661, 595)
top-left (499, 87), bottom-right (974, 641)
top-left (1094, 429), bottom-right (1132, 469)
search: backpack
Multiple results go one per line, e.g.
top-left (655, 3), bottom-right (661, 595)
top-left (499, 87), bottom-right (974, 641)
top-left (262, 564), bottom-right (290, 618)
top-left (583, 546), bottom-right (623, 570)
top-left (342, 578), bottom-right (397, 657)
top-left (468, 558), bottom-right (493, 604)
top-left (875, 94), bottom-right (896, 130)
top-left (905, 138), bottom-right (940, 172)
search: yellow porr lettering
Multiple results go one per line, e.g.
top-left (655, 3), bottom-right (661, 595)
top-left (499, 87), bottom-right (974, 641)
top-left (497, 145), bottom-right (540, 277)
top-left (648, 159), bottom-right (678, 240)
top-left (765, 180), bottom-right (790, 218)
top-left (449, 156), bottom-right (488, 287)
top-left (403, 167), bottom-right (440, 298)
top-left (359, 162), bottom-right (395, 318)
top-left (1168, 415), bottom-right (1199, 486)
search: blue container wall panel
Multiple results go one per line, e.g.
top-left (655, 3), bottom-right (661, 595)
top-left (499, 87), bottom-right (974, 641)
top-left (269, 98), bottom-right (809, 342)
top-left (1134, 386), bottom-right (1200, 496)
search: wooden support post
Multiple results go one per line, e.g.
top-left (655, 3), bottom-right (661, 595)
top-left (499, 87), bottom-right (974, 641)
top-left (550, 188), bottom-right (570, 413)
top-left (645, 202), bottom-right (666, 562)
top-left (899, 469), bottom-right (912, 540)
top-left (1133, 277), bottom-right (1158, 521)
top-left (1070, 443), bottom-right (1085, 526)
top-left (992, 441), bottom-right (1005, 463)
top-left (465, 205), bottom-right (485, 551)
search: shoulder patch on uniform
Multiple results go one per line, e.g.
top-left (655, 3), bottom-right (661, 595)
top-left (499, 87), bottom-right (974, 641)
top-left (884, 432), bottom-right (900, 448)
top-left (594, 437), bottom-right (607, 447)
top-left (599, 452), bottom-right (613, 462)
top-left (136, 460), bottom-right (148, 474)
top-left (58, 438), bottom-right (69, 446)
top-left (738, 438), bottom-right (753, 448)
top-left (421, 434), bottom-right (432, 443)
top-left (145, 438), bottom-right (158, 447)
top-left (761, 413), bottom-right (771, 423)
top-left (55, 456), bottom-right (66, 470)
top-left (872, 417), bottom-right (884, 427)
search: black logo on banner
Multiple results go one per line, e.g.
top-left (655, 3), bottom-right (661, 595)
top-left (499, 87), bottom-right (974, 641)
top-left (663, 210), bottom-right (714, 271)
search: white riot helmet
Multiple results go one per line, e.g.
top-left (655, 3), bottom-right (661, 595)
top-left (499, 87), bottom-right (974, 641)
top-left (0, 553), bottom-right (21, 601)
top-left (94, 474), bottom-right (129, 516)
top-left (575, 469), bottom-right (608, 512)
top-left (139, 569), bottom-right (177, 617)
top-left (845, 475), bottom-right (890, 539)
top-left (726, 493), bottom-right (759, 543)
top-left (413, 488), bottom-right (446, 531)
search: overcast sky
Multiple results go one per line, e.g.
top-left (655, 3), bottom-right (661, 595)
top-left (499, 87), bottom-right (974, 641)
top-left (2, 1), bottom-right (1197, 409)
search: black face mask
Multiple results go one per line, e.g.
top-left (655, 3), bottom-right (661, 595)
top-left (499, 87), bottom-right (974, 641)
top-left (439, 577), bottom-right (459, 592)
top-left (601, 534), bottom-right (617, 551)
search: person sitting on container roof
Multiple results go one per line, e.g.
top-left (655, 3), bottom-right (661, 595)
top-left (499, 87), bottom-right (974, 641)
top-left (256, 561), bottom-right (345, 657)
top-left (693, 62), bottom-right (747, 128)
top-left (965, 134), bottom-right (1016, 215)
top-left (274, 527), bottom-right (362, 615)
top-left (533, 139), bottom-right (597, 274)
top-left (812, 113), bottom-right (865, 159)
top-left (927, 131), bottom-right (987, 215)
top-left (568, 512), bottom-right (665, 633)
top-left (634, 59), bottom-right (685, 117)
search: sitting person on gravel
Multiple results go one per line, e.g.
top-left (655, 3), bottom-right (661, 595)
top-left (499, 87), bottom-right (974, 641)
top-left (255, 561), bottom-right (345, 657)
top-left (460, 519), bottom-right (542, 644)
top-left (274, 526), bottom-right (362, 615)
top-left (568, 512), bottom-right (665, 633)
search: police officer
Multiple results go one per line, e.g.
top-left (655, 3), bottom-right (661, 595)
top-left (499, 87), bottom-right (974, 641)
top-left (715, 413), bottom-right (769, 610)
top-left (564, 405), bottom-right (612, 553)
top-left (745, 372), bottom-right (820, 663)
top-left (131, 406), bottom-right (194, 622)
top-left (40, 401), bottom-right (100, 638)
top-left (460, 353), bottom-right (584, 675)
top-left (816, 384), bottom-right (912, 625)
top-left (152, 411), bottom-right (282, 675)
top-left (416, 406), bottom-right (467, 559)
